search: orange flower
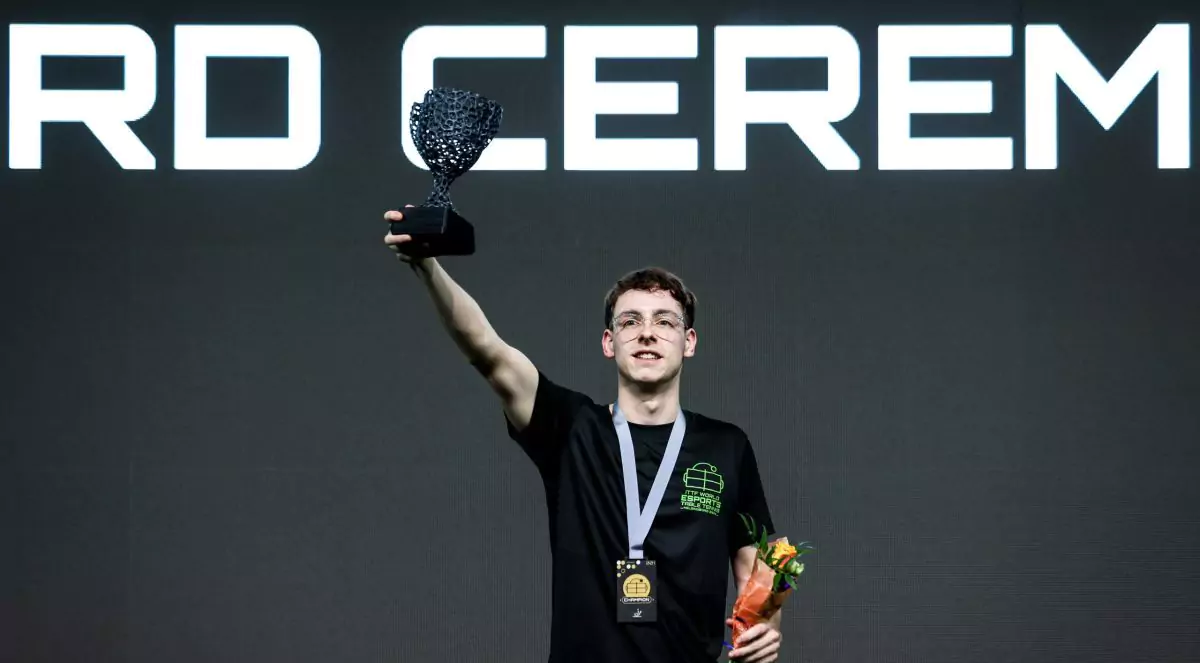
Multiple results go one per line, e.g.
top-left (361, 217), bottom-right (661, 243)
top-left (771, 539), bottom-right (798, 562)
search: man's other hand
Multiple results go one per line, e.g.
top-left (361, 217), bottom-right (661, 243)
top-left (726, 619), bottom-right (782, 663)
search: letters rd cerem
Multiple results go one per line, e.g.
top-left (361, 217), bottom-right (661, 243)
top-left (6, 23), bottom-right (1192, 171)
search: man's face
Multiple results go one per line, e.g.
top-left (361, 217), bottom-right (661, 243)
top-left (602, 289), bottom-right (697, 387)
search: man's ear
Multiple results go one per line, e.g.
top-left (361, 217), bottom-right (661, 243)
top-left (683, 328), bottom-right (698, 358)
top-left (601, 329), bottom-right (616, 358)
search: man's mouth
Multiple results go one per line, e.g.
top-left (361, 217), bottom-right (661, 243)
top-left (632, 351), bottom-right (663, 361)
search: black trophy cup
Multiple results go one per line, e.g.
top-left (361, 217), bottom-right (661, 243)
top-left (390, 87), bottom-right (503, 258)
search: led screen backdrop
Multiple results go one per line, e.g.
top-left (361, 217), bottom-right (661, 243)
top-left (3, 0), bottom-right (1198, 661)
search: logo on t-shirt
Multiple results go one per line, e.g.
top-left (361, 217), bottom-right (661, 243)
top-left (680, 462), bottom-right (724, 516)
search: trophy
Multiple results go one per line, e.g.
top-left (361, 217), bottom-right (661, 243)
top-left (390, 87), bottom-right (503, 258)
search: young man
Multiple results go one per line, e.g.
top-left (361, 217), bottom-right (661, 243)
top-left (384, 208), bottom-right (784, 663)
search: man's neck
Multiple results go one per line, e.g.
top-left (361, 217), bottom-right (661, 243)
top-left (614, 378), bottom-right (681, 425)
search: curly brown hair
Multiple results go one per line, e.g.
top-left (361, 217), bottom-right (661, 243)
top-left (603, 267), bottom-right (696, 330)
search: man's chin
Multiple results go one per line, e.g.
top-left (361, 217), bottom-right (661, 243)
top-left (619, 363), bottom-right (678, 388)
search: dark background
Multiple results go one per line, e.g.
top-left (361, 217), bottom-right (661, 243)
top-left (3, 0), bottom-right (1199, 661)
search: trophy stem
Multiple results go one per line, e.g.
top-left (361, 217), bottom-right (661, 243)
top-left (424, 173), bottom-right (455, 210)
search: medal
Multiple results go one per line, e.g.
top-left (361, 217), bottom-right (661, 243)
top-left (611, 403), bottom-right (686, 624)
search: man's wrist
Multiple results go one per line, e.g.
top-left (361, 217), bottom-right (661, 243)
top-left (408, 257), bottom-right (432, 277)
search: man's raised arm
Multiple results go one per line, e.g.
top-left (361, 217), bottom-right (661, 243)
top-left (384, 208), bottom-right (538, 431)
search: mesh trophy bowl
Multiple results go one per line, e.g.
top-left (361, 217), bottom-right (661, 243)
top-left (390, 87), bottom-right (503, 258)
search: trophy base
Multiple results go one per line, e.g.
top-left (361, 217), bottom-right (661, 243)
top-left (389, 206), bottom-right (476, 258)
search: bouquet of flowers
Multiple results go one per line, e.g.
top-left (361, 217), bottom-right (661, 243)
top-left (728, 514), bottom-right (813, 647)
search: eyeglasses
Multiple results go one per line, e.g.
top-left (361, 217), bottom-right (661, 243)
top-left (612, 312), bottom-right (687, 341)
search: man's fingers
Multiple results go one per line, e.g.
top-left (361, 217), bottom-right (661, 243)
top-left (383, 233), bottom-right (412, 246)
top-left (730, 641), bottom-right (768, 659)
top-left (745, 649), bottom-right (779, 663)
top-left (746, 637), bottom-right (781, 663)
top-left (739, 624), bottom-right (768, 643)
top-left (744, 636), bottom-right (780, 663)
top-left (729, 625), bottom-right (769, 659)
top-left (384, 210), bottom-right (404, 222)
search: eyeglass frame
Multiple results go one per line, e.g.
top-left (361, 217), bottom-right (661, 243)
top-left (609, 310), bottom-right (690, 341)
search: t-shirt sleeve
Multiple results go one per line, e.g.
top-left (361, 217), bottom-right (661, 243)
top-left (727, 436), bottom-right (776, 556)
top-left (505, 370), bottom-right (591, 475)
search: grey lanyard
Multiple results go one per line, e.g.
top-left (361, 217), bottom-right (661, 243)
top-left (612, 402), bottom-right (687, 559)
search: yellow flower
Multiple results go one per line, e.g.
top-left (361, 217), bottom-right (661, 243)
top-left (772, 540), bottom-right (798, 561)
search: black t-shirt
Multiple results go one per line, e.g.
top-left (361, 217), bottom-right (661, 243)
top-left (506, 372), bottom-right (775, 663)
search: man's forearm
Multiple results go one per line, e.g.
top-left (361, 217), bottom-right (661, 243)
top-left (410, 258), bottom-right (503, 369)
